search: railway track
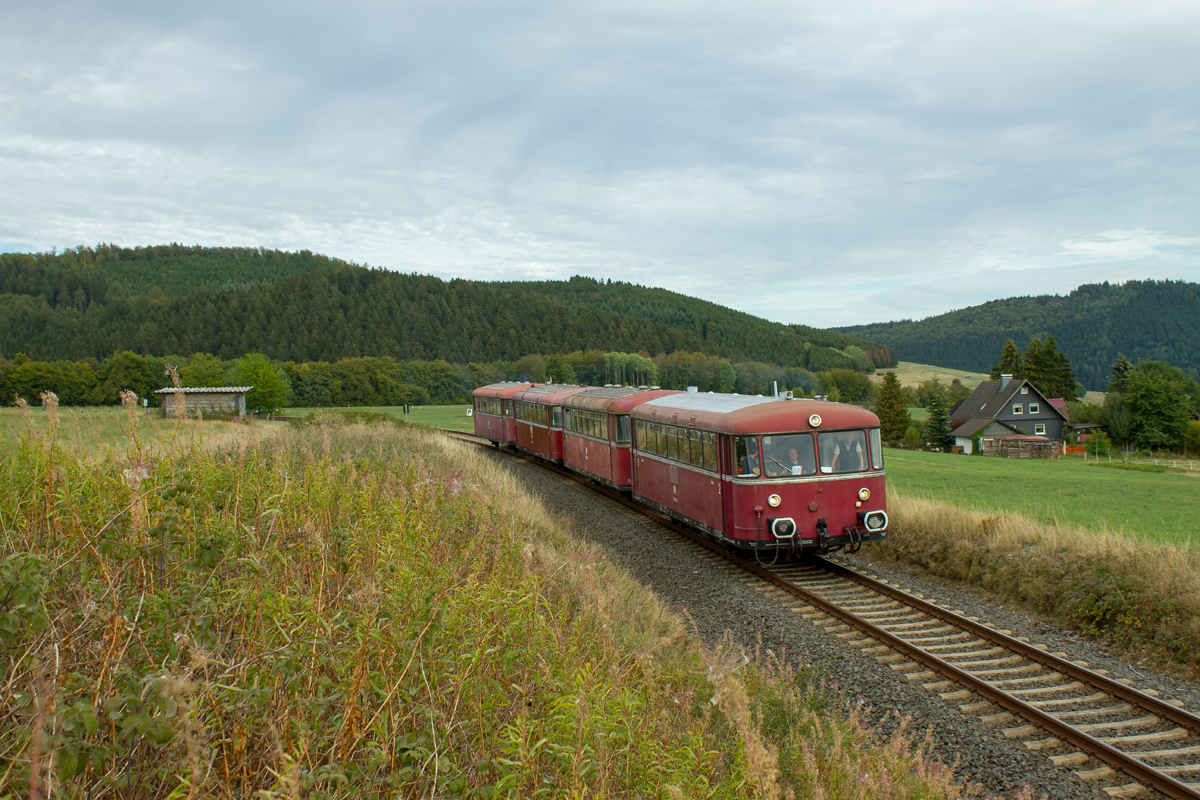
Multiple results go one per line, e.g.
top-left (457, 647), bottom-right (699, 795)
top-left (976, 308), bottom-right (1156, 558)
top-left (445, 429), bottom-right (1200, 799)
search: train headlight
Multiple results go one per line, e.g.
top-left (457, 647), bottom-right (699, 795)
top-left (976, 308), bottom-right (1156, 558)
top-left (768, 493), bottom-right (782, 508)
top-left (808, 414), bottom-right (822, 428)
top-left (858, 487), bottom-right (870, 501)
top-left (864, 511), bottom-right (888, 531)
top-left (771, 518), bottom-right (796, 538)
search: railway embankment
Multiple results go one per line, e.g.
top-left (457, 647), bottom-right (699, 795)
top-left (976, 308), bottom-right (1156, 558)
top-left (880, 494), bottom-right (1200, 678)
top-left (2, 415), bottom-right (969, 799)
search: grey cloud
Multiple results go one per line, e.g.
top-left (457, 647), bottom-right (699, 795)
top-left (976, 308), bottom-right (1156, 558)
top-left (2, 0), bottom-right (1199, 327)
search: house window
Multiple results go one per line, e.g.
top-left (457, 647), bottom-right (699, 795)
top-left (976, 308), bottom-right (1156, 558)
top-left (1012, 404), bottom-right (1023, 414)
top-left (1020, 386), bottom-right (1028, 395)
top-left (1034, 423), bottom-right (1046, 435)
top-left (1029, 403), bottom-right (1039, 414)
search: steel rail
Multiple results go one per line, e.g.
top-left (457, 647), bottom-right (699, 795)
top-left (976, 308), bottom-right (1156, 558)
top-left (442, 428), bottom-right (1200, 799)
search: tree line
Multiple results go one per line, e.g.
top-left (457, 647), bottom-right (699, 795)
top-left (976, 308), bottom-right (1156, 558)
top-left (1, 349), bottom-right (864, 415)
top-left (837, 279), bottom-right (1200, 390)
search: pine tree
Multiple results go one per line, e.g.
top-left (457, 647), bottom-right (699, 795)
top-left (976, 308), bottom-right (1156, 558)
top-left (1108, 353), bottom-right (1133, 393)
top-left (874, 371), bottom-right (910, 442)
top-left (990, 339), bottom-right (1024, 380)
top-left (925, 395), bottom-right (954, 451)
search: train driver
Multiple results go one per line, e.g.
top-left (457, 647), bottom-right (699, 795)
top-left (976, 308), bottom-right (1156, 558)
top-left (827, 432), bottom-right (865, 473)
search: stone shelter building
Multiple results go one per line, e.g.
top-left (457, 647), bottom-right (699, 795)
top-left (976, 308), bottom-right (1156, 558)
top-left (155, 386), bottom-right (252, 418)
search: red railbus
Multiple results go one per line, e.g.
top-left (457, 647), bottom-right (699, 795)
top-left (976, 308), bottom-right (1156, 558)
top-left (630, 393), bottom-right (887, 554)
top-left (562, 387), bottom-right (682, 490)
top-left (512, 384), bottom-right (590, 463)
top-left (472, 382), bottom-right (534, 448)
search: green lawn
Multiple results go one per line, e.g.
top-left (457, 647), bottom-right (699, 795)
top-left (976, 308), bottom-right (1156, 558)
top-left (883, 448), bottom-right (1200, 546)
top-left (287, 404), bottom-right (475, 431)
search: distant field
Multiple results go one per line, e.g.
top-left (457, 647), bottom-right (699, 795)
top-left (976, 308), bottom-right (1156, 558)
top-left (871, 361), bottom-right (986, 389)
top-left (884, 448), bottom-right (1199, 546)
top-left (287, 404), bottom-right (475, 431)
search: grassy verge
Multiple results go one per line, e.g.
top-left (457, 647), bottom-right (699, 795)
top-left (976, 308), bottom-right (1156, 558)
top-left (884, 449), bottom-right (1200, 546)
top-left (1, 409), bottom-right (970, 797)
top-left (286, 404), bottom-right (475, 431)
top-left (882, 494), bottom-right (1200, 675)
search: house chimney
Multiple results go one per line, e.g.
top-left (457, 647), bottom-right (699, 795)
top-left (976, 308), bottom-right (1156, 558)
top-left (1000, 374), bottom-right (1012, 390)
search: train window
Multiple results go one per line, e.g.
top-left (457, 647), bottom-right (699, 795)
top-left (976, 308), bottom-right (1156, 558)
top-left (818, 430), bottom-right (867, 474)
top-left (504, 400), bottom-right (513, 416)
top-left (734, 436), bottom-right (761, 478)
top-left (689, 429), bottom-right (703, 467)
top-left (666, 425), bottom-right (679, 461)
top-left (617, 415), bottom-right (631, 443)
top-left (635, 419), bottom-right (646, 449)
top-left (654, 424), bottom-right (665, 456)
top-left (594, 413), bottom-right (603, 439)
top-left (702, 431), bottom-right (717, 472)
top-left (551, 407), bottom-right (562, 428)
top-left (869, 428), bottom-right (883, 470)
top-left (761, 433), bottom-right (816, 477)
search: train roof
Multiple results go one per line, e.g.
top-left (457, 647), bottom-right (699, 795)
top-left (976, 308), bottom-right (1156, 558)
top-left (632, 393), bottom-right (880, 434)
top-left (473, 382), bottom-right (534, 399)
top-left (564, 387), bottom-right (683, 413)
top-left (513, 384), bottom-right (590, 405)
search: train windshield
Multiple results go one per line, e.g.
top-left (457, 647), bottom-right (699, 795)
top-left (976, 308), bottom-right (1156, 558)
top-left (817, 430), bottom-right (868, 474)
top-left (616, 415), bottom-right (631, 443)
top-left (760, 433), bottom-right (816, 477)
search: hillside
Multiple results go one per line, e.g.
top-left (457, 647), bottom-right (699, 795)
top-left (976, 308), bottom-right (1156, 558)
top-left (837, 280), bottom-right (1200, 389)
top-left (0, 245), bottom-right (891, 369)
top-left (491, 276), bottom-right (895, 369)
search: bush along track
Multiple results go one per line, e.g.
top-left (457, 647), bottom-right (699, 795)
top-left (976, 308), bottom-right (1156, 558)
top-left (0, 409), bottom-right (980, 798)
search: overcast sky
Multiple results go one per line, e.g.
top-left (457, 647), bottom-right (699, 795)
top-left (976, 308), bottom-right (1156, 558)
top-left (2, 1), bottom-right (1198, 327)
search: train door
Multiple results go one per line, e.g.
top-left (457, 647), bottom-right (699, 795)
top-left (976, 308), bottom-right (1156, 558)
top-left (718, 433), bottom-right (733, 537)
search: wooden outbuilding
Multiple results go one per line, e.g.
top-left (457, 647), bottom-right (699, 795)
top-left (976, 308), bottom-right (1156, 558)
top-left (154, 386), bottom-right (252, 418)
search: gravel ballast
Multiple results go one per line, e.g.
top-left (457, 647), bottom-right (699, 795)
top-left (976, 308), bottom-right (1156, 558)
top-left (481, 447), bottom-right (1200, 800)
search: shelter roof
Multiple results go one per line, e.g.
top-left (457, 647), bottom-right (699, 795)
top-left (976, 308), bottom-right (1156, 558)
top-left (951, 418), bottom-right (1023, 438)
top-left (154, 386), bottom-right (252, 394)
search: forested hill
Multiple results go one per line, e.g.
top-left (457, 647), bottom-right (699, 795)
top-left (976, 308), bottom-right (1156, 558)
top-left (490, 276), bottom-right (895, 369)
top-left (836, 280), bottom-right (1200, 389)
top-left (0, 246), bottom-right (892, 369)
top-left (1, 244), bottom-right (341, 299)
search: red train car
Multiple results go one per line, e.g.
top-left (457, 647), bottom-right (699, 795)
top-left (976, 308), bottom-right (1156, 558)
top-left (562, 387), bottom-right (682, 490)
top-left (631, 393), bottom-right (887, 554)
top-left (473, 382), bottom-right (534, 448)
top-left (512, 384), bottom-right (590, 463)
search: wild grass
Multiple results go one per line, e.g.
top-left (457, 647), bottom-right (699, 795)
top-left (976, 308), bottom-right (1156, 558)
top-left (882, 494), bottom-right (1200, 675)
top-left (0, 408), bottom-right (984, 798)
top-left (286, 404), bottom-right (475, 432)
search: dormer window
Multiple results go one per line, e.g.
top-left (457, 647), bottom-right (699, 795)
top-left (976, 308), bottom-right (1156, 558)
top-left (1020, 386), bottom-right (1029, 395)
top-left (1013, 404), bottom-right (1023, 414)
top-left (1029, 403), bottom-right (1039, 414)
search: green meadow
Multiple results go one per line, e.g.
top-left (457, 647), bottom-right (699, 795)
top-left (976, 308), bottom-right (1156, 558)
top-left (884, 448), bottom-right (1200, 546)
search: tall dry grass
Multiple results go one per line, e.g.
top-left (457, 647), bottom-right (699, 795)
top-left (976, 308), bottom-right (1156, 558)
top-left (883, 494), bottom-right (1200, 674)
top-left (1, 415), bottom-right (990, 798)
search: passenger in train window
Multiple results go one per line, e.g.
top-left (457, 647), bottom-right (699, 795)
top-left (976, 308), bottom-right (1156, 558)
top-left (821, 431), bottom-right (866, 473)
top-left (735, 437), bottom-right (760, 477)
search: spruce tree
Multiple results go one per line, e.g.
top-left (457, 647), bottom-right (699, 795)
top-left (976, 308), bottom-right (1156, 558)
top-left (924, 395), bottom-right (954, 451)
top-left (874, 371), bottom-right (910, 442)
top-left (1108, 353), bottom-right (1133, 393)
top-left (989, 339), bottom-right (1024, 380)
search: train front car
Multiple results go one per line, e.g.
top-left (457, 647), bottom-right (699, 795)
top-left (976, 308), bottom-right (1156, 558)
top-left (472, 382), bottom-right (533, 448)
top-left (512, 384), bottom-right (589, 463)
top-left (631, 393), bottom-right (887, 555)
top-left (562, 387), bottom-right (683, 491)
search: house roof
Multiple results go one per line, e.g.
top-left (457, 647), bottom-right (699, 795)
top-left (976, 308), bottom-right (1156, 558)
top-left (949, 378), bottom-right (1067, 431)
top-left (951, 418), bottom-right (1023, 438)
